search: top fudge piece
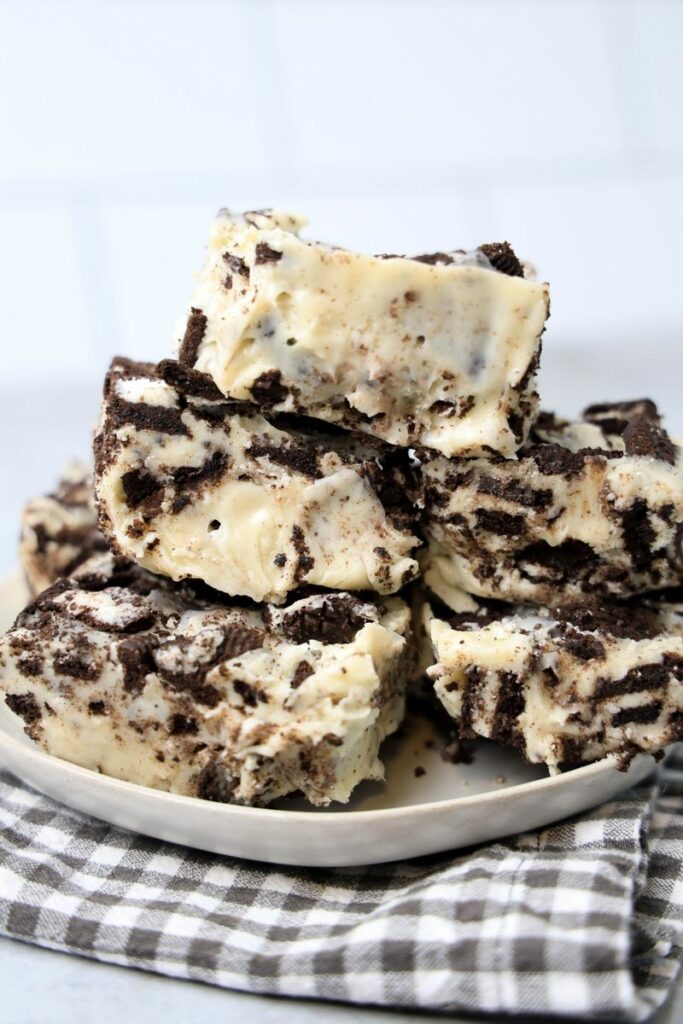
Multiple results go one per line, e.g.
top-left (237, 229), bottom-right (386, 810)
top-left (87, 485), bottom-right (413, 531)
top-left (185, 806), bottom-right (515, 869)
top-left (175, 209), bottom-right (549, 458)
top-left (420, 400), bottom-right (683, 606)
top-left (20, 462), bottom-right (108, 596)
top-left (94, 357), bottom-right (419, 604)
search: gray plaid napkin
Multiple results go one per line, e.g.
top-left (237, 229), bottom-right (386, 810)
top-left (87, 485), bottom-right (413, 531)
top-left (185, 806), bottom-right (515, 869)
top-left (1, 750), bottom-right (682, 1022)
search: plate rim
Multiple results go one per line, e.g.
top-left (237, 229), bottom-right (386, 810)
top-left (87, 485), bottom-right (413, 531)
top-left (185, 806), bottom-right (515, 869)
top-left (0, 714), bottom-right (653, 824)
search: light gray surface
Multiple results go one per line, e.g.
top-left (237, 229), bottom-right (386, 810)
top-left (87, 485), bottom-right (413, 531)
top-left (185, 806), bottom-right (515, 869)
top-left (0, 935), bottom-right (680, 1024)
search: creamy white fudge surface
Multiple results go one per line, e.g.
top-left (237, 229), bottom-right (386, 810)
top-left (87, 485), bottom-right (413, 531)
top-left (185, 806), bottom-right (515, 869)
top-left (174, 209), bottom-right (549, 458)
top-left (0, 554), bottom-right (411, 807)
top-left (20, 463), bottom-right (109, 596)
top-left (420, 400), bottom-right (683, 606)
top-left (421, 586), bottom-right (683, 773)
top-left (94, 358), bottom-right (419, 604)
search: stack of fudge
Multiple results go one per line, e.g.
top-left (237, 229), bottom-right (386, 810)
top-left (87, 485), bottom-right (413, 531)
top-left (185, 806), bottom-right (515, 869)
top-left (2, 208), bottom-right (682, 808)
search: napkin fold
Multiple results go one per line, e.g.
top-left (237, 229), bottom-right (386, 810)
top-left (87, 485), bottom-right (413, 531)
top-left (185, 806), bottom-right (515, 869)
top-left (1, 750), bottom-right (682, 1021)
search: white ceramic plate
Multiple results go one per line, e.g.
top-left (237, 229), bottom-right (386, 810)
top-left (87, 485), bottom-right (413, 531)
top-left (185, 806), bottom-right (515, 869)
top-left (0, 573), bottom-right (657, 866)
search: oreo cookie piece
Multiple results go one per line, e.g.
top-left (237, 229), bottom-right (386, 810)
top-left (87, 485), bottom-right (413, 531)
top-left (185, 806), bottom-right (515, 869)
top-left (0, 552), bottom-right (411, 807)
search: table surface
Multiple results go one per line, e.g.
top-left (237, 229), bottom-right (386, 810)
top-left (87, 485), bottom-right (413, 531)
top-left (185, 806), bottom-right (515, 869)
top-left (0, 934), bottom-right (680, 1024)
top-left (1, 349), bottom-right (682, 1023)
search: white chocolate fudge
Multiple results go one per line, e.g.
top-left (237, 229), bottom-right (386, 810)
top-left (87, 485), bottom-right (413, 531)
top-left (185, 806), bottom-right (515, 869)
top-left (94, 358), bottom-right (419, 604)
top-left (0, 554), bottom-right (411, 806)
top-left (175, 209), bottom-right (549, 458)
top-left (422, 586), bottom-right (683, 772)
top-left (420, 401), bottom-right (683, 606)
top-left (20, 463), bottom-right (108, 596)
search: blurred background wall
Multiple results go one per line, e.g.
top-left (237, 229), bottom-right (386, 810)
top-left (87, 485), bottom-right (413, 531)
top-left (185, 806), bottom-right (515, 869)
top-left (0, 0), bottom-right (682, 571)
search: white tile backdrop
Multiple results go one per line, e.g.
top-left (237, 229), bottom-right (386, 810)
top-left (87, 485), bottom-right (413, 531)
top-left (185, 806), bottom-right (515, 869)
top-left (0, 0), bottom-right (682, 572)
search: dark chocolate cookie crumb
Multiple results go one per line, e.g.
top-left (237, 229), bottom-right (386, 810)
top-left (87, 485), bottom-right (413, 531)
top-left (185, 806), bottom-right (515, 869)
top-left (109, 398), bottom-right (189, 439)
top-left (247, 439), bottom-right (322, 479)
top-left (596, 663), bottom-right (671, 701)
top-left (291, 660), bottom-right (314, 688)
top-left (5, 692), bottom-right (41, 726)
top-left (557, 628), bottom-right (606, 661)
top-left (172, 451), bottom-right (228, 496)
top-left (489, 672), bottom-right (525, 747)
top-left (255, 242), bottom-right (282, 264)
top-left (169, 714), bottom-right (199, 736)
top-left (278, 594), bottom-right (374, 646)
top-left (158, 359), bottom-right (225, 402)
top-left (530, 445), bottom-right (609, 478)
top-left (411, 252), bottom-right (454, 266)
top-left (621, 499), bottom-right (656, 570)
top-left (250, 370), bottom-right (289, 407)
top-left (222, 251), bottom-right (250, 289)
top-left (178, 308), bottom-right (207, 367)
top-left (220, 624), bottom-right (265, 660)
top-left (233, 679), bottom-right (266, 707)
top-left (196, 761), bottom-right (236, 803)
top-left (478, 242), bottom-right (524, 277)
top-left (121, 470), bottom-right (164, 514)
top-left (291, 525), bottom-right (315, 583)
top-left (623, 415), bottom-right (677, 465)
top-left (556, 600), bottom-right (661, 642)
top-left (476, 473), bottom-right (553, 511)
top-left (612, 702), bottom-right (661, 728)
top-left (583, 399), bottom-right (660, 436)
top-left (117, 636), bottom-right (157, 695)
top-left (53, 650), bottom-right (101, 681)
top-left (475, 508), bottom-right (527, 537)
top-left (517, 539), bottom-right (597, 582)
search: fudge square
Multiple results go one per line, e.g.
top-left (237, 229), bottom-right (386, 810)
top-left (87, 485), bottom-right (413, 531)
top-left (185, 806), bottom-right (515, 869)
top-left (20, 462), bottom-right (108, 596)
top-left (420, 400), bottom-right (683, 606)
top-left (175, 209), bottom-right (549, 458)
top-left (94, 357), bottom-right (419, 604)
top-left (0, 554), bottom-right (412, 807)
top-left (420, 585), bottom-right (683, 773)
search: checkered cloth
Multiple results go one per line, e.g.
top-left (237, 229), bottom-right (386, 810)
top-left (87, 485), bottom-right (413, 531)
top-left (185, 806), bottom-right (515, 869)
top-left (1, 752), bottom-right (682, 1022)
